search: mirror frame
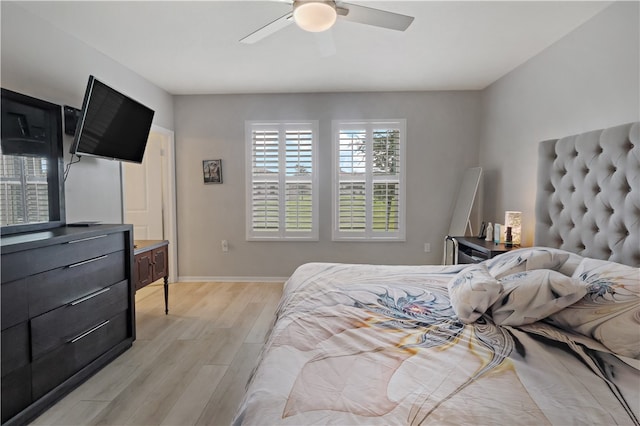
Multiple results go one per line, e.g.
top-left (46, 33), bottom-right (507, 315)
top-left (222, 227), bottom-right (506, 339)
top-left (1, 88), bottom-right (65, 236)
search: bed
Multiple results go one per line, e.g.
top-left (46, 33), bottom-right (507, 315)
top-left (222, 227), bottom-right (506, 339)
top-left (233, 122), bottom-right (639, 425)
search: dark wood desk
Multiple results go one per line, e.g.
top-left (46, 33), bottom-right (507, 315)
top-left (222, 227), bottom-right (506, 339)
top-left (133, 240), bottom-right (169, 314)
top-left (451, 236), bottom-right (517, 264)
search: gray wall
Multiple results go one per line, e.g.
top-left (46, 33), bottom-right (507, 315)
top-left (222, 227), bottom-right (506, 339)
top-left (174, 91), bottom-right (481, 278)
top-left (1, 2), bottom-right (174, 223)
top-left (2, 1), bottom-right (636, 279)
top-left (479, 1), bottom-right (640, 246)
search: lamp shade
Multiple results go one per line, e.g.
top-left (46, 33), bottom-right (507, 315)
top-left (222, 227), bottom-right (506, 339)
top-left (293, 1), bottom-right (337, 32)
top-left (504, 211), bottom-right (522, 246)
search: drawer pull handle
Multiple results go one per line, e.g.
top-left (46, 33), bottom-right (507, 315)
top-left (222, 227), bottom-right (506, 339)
top-left (69, 320), bottom-right (110, 343)
top-left (70, 287), bottom-right (111, 306)
top-left (67, 235), bottom-right (108, 244)
top-left (68, 255), bottom-right (108, 269)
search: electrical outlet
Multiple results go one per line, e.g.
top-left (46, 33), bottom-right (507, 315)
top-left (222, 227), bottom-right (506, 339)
top-left (221, 240), bottom-right (228, 252)
top-left (424, 243), bottom-right (431, 253)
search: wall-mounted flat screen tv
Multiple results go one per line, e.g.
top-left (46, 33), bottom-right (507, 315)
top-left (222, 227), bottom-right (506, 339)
top-left (70, 75), bottom-right (155, 163)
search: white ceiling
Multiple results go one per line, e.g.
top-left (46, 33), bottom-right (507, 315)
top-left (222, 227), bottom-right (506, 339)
top-left (16, 1), bottom-right (611, 95)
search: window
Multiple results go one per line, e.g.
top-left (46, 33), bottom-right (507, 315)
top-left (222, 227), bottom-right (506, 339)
top-left (333, 119), bottom-right (406, 241)
top-left (246, 121), bottom-right (318, 241)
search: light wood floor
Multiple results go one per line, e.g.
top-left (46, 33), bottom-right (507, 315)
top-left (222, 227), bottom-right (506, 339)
top-left (30, 281), bottom-right (284, 426)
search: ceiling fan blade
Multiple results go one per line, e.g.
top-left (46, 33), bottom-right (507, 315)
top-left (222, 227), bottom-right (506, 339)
top-left (240, 12), bottom-right (294, 44)
top-left (338, 3), bottom-right (414, 31)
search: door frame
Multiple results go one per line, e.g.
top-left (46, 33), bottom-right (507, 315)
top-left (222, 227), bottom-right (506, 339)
top-left (120, 124), bottom-right (178, 283)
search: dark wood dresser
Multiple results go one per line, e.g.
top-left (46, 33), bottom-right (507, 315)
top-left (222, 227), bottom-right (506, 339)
top-left (0, 224), bottom-right (135, 426)
top-left (133, 239), bottom-right (169, 314)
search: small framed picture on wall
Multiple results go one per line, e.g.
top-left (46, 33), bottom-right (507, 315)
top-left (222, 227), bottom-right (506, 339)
top-left (203, 159), bottom-right (223, 184)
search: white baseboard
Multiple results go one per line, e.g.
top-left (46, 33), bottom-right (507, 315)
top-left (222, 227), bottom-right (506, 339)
top-left (177, 276), bottom-right (288, 283)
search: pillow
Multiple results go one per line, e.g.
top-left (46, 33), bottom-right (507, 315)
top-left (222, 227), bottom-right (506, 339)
top-left (546, 258), bottom-right (640, 358)
top-left (448, 264), bottom-right (502, 324)
top-left (485, 247), bottom-right (579, 279)
top-left (490, 269), bottom-right (587, 326)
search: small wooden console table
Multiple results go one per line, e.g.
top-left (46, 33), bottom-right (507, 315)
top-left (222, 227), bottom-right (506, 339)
top-left (133, 240), bottom-right (169, 314)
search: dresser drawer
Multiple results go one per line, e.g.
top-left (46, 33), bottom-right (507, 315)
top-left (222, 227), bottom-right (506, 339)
top-left (31, 279), bottom-right (129, 360)
top-left (1, 279), bottom-right (28, 330)
top-left (1, 363), bottom-right (31, 424)
top-left (1, 232), bottom-right (125, 282)
top-left (1, 321), bottom-right (29, 375)
top-left (28, 250), bottom-right (126, 318)
top-left (31, 310), bottom-right (128, 400)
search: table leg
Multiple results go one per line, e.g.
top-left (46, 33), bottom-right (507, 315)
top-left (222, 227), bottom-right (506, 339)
top-left (164, 276), bottom-right (169, 315)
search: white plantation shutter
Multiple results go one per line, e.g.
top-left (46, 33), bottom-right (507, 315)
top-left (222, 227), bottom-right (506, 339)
top-left (337, 130), bottom-right (367, 232)
top-left (246, 121), bottom-right (318, 241)
top-left (285, 129), bottom-right (313, 231)
top-left (251, 129), bottom-right (279, 232)
top-left (333, 120), bottom-right (405, 241)
top-left (372, 128), bottom-right (401, 233)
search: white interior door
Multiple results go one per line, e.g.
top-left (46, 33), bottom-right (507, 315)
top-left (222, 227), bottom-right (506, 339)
top-left (122, 126), bottom-right (178, 283)
top-left (123, 133), bottom-right (164, 240)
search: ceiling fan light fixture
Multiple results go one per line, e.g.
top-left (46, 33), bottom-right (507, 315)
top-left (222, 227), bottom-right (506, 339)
top-left (293, 1), bottom-right (337, 33)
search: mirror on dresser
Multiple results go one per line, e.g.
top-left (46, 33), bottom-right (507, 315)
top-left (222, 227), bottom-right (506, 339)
top-left (1, 88), bottom-right (66, 236)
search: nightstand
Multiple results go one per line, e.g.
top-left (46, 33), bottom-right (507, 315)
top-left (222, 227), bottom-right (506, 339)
top-left (451, 236), bottom-right (518, 264)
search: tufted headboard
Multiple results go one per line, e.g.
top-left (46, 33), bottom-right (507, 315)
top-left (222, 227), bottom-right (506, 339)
top-left (535, 122), bottom-right (639, 267)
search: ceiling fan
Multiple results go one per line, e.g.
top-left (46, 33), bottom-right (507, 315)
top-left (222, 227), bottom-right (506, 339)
top-left (240, 0), bottom-right (415, 44)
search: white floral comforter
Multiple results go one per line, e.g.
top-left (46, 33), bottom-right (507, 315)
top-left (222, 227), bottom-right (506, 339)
top-left (234, 252), bottom-right (639, 425)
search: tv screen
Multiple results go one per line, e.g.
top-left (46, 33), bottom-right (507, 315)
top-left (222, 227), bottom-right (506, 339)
top-left (70, 76), bottom-right (155, 163)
